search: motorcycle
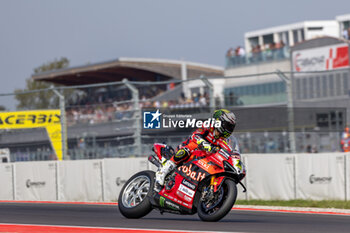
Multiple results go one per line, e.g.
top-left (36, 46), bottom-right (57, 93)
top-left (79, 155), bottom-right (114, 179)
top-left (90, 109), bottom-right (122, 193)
top-left (118, 142), bottom-right (246, 222)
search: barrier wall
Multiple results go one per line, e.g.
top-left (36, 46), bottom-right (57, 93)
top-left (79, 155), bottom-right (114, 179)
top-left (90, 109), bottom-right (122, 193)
top-left (58, 160), bottom-right (103, 201)
top-left (15, 161), bottom-right (57, 201)
top-left (0, 164), bottom-right (13, 200)
top-left (346, 155), bottom-right (350, 201)
top-left (103, 158), bottom-right (148, 201)
top-left (295, 153), bottom-right (346, 200)
top-left (244, 154), bottom-right (295, 200)
top-left (1, 153), bottom-right (349, 202)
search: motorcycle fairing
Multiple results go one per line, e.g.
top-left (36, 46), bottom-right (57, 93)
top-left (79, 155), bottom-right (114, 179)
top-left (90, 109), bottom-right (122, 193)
top-left (151, 191), bottom-right (194, 215)
top-left (159, 174), bottom-right (198, 210)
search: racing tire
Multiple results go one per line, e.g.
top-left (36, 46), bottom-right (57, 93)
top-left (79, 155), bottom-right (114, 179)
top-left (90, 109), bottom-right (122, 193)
top-left (118, 170), bottom-right (154, 218)
top-left (197, 179), bottom-right (237, 222)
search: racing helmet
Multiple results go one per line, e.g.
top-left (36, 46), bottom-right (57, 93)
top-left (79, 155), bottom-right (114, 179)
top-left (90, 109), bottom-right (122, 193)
top-left (213, 109), bottom-right (236, 138)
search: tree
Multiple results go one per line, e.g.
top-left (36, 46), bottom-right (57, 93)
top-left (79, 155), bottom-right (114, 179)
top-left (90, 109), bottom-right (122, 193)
top-left (14, 57), bottom-right (70, 110)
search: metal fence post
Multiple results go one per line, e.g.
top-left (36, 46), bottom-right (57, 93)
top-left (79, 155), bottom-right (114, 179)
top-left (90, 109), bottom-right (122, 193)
top-left (52, 88), bottom-right (67, 160)
top-left (12, 163), bottom-right (15, 200)
top-left (276, 70), bottom-right (296, 153)
top-left (293, 155), bottom-right (297, 199)
top-left (345, 154), bottom-right (348, 201)
top-left (55, 161), bottom-right (59, 200)
top-left (181, 61), bottom-right (190, 99)
top-left (123, 79), bottom-right (141, 157)
top-left (200, 76), bottom-right (215, 110)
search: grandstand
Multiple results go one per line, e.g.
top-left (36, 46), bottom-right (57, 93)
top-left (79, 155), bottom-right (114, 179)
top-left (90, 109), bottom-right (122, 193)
top-left (2, 58), bottom-right (224, 161)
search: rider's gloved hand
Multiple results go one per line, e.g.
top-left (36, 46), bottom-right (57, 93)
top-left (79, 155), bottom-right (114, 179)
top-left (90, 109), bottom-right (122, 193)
top-left (201, 141), bottom-right (213, 152)
top-left (197, 138), bottom-right (214, 152)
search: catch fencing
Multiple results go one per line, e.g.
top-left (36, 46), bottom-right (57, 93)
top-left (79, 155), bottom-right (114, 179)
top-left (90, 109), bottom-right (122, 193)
top-left (0, 153), bottom-right (349, 202)
top-left (1, 69), bottom-right (350, 162)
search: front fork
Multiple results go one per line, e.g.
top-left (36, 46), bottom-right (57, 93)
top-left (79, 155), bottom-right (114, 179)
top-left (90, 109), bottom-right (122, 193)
top-left (201, 175), bottom-right (225, 208)
top-left (211, 175), bottom-right (225, 193)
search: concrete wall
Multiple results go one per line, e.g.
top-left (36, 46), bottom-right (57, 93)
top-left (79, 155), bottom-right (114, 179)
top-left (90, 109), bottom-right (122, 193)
top-left (1, 153), bottom-right (349, 202)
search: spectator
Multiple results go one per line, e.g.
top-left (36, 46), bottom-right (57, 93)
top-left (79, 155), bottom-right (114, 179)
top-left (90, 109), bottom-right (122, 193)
top-left (236, 46), bottom-right (245, 64)
top-left (193, 93), bottom-right (199, 103)
top-left (256, 44), bottom-right (262, 53)
top-left (199, 94), bottom-right (207, 106)
top-left (276, 40), bottom-right (285, 48)
top-left (341, 126), bottom-right (350, 152)
top-left (153, 100), bottom-right (161, 108)
top-left (162, 101), bottom-right (168, 108)
top-left (78, 138), bottom-right (86, 149)
top-left (226, 47), bottom-right (234, 58)
top-left (168, 82), bottom-right (175, 90)
top-left (251, 45), bottom-right (262, 62)
top-left (237, 46), bottom-right (245, 56)
top-left (275, 40), bottom-right (286, 58)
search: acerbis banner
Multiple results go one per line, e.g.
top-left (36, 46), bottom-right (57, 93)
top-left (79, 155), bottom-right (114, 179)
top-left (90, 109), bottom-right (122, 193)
top-left (0, 110), bottom-right (63, 160)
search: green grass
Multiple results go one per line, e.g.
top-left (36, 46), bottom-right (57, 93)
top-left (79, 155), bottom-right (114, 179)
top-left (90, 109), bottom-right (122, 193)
top-left (235, 200), bottom-right (350, 209)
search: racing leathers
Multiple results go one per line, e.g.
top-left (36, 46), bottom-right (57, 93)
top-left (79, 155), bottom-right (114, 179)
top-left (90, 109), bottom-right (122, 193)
top-left (171, 126), bottom-right (233, 164)
top-left (155, 126), bottom-right (233, 188)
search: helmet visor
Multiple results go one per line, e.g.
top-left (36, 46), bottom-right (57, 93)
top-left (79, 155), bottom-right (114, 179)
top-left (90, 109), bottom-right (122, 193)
top-left (222, 121), bottom-right (235, 133)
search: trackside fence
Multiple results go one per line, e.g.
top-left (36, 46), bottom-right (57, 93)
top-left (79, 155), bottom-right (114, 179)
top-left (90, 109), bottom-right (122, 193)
top-left (0, 153), bottom-right (349, 202)
top-left (2, 69), bottom-right (350, 162)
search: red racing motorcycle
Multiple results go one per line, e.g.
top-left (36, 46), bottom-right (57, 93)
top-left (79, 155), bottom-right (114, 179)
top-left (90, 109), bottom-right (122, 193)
top-left (118, 143), bottom-right (246, 222)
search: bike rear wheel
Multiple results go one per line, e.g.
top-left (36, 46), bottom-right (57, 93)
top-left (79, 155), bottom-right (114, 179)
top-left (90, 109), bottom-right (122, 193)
top-left (197, 179), bottom-right (237, 222)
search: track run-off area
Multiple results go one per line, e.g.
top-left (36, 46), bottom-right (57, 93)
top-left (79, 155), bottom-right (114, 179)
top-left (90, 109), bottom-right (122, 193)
top-left (0, 201), bottom-right (350, 233)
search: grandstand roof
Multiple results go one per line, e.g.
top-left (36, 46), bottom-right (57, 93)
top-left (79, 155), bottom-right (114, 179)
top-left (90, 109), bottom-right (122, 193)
top-left (291, 36), bottom-right (349, 51)
top-left (32, 57), bottom-right (224, 86)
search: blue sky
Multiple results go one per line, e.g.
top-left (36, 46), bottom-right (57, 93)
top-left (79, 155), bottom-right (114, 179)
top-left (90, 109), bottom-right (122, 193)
top-left (0, 0), bottom-right (349, 108)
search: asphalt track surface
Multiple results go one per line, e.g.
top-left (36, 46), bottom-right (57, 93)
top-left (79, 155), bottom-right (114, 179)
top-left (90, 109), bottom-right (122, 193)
top-left (1, 202), bottom-right (350, 233)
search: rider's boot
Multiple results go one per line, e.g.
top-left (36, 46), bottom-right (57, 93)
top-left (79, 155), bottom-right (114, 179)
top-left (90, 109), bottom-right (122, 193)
top-left (154, 160), bottom-right (175, 192)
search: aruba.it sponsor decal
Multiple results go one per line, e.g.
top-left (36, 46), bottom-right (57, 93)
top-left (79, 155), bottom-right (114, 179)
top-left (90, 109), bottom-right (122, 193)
top-left (177, 164), bottom-right (206, 182)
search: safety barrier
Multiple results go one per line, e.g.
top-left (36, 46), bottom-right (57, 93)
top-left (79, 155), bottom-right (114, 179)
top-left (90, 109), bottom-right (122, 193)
top-left (243, 153), bottom-right (348, 200)
top-left (0, 153), bottom-right (349, 201)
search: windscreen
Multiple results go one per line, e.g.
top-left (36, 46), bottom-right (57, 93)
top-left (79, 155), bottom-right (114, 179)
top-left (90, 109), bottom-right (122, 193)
top-left (228, 135), bottom-right (240, 154)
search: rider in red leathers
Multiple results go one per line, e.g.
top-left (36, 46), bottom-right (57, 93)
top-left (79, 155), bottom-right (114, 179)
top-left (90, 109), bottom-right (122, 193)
top-left (155, 109), bottom-right (237, 189)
